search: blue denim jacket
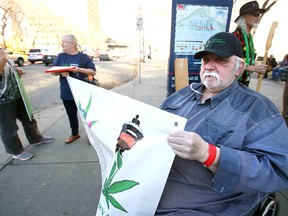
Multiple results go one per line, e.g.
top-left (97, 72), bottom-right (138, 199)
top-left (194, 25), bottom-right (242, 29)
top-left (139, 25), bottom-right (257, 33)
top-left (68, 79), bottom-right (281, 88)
top-left (157, 81), bottom-right (288, 216)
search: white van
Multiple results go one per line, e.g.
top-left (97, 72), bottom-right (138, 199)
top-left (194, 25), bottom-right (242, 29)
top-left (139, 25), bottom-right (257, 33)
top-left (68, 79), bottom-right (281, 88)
top-left (27, 48), bottom-right (50, 64)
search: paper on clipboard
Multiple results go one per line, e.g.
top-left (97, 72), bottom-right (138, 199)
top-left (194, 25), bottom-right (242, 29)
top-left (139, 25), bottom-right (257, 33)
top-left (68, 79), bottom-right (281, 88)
top-left (45, 66), bottom-right (75, 73)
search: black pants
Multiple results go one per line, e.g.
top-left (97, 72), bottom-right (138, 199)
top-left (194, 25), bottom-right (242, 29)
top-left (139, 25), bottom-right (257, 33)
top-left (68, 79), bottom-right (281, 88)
top-left (0, 98), bottom-right (42, 155)
top-left (63, 100), bottom-right (79, 136)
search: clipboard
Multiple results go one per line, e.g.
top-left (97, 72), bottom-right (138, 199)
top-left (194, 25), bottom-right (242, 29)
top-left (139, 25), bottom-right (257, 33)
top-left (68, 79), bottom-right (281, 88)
top-left (45, 66), bottom-right (76, 73)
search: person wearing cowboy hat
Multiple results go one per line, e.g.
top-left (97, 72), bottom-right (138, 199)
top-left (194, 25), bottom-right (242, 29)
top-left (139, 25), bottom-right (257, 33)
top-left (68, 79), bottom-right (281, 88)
top-left (233, 1), bottom-right (268, 87)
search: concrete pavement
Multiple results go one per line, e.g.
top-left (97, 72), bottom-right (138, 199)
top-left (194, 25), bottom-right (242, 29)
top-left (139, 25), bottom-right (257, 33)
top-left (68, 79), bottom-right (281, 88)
top-left (0, 58), bottom-right (287, 215)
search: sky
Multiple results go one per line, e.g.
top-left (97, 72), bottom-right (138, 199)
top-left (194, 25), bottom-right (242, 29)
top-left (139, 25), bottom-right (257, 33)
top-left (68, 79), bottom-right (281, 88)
top-left (98, 0), bottom-right (172, 57)
top-left (98, 0), bottom-right (287, 61)
top-left (98, 0), bottom-right (139, 41)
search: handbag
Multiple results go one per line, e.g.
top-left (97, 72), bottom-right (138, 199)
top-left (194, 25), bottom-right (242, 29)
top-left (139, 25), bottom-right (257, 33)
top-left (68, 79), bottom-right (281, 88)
top-left (83, 76), bottom-right (100, 86)
top-left (80, 52), bottom-right (100, 86)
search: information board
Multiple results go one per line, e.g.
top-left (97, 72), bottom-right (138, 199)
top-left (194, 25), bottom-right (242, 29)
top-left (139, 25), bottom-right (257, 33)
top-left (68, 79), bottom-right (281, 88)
top-left (167, 0), bottom-right (233, 95)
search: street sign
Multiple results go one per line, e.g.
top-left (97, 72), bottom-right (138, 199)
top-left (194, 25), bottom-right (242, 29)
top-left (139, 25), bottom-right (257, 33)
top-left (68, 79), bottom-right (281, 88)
top-left (136, 17), bottom-right (143, 30)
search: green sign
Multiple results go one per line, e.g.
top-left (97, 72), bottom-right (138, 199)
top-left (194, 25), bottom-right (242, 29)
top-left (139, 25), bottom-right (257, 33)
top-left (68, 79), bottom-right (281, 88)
top-left (13, 69), bottom-right (33, 121)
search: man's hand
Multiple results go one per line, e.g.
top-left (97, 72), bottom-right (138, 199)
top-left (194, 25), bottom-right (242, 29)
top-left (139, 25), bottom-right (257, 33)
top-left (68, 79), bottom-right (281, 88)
top-left (167, 130), bottom-right (209, 162)
top-left (168, 130), bottom-right (220, 172)
top-left (60, 72), bottom-right (69, 77)
top-left (247, 64), bottom-right (268, 74)
top-left (70, 67), bottom-right (81, 73)
top-left (15, 67), bottom-right (25, 77)
top-left (0, 49), bottom-right (8, 74)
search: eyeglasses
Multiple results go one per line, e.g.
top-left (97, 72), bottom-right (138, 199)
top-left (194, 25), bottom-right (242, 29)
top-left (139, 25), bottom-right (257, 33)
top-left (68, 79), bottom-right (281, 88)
top-left (249, 12), bottom-right (261, 17)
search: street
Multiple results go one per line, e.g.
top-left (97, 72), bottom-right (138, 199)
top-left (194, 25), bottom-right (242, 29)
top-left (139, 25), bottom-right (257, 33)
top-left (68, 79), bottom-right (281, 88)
top-left (12, 57), bottom-right (287, 115)
top-left (20, 58), bottom-right (137, 112)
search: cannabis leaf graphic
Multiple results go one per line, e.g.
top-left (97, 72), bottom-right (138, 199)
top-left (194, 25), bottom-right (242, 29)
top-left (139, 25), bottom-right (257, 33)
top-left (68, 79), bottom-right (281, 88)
top-left (102, 150), bottom-right (139, 213)
top-left (78, 93), bottom-right (98, 128)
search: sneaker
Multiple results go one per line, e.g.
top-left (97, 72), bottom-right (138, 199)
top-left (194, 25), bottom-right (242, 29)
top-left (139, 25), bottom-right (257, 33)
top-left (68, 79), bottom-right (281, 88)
top-left (65, 134), bottom-right (81, 144)
top-left (13, 151), bottom-right (34, 161)
top-left (32, 136), bottom-right (55, 146)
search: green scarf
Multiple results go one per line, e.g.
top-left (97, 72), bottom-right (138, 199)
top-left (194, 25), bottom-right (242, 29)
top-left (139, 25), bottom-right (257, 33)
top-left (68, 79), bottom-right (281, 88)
top-left (242, 30), bottom-right (255, 66)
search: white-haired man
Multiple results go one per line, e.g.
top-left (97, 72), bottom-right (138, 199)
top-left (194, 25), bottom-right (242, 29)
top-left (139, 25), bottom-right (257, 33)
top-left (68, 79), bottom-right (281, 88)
top-left (156, 32), bottom-right (288, 216)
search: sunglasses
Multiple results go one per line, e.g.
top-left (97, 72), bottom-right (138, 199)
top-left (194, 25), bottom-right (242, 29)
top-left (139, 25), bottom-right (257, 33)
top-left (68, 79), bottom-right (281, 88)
top-left (249, 12), bottom-right (261, 17)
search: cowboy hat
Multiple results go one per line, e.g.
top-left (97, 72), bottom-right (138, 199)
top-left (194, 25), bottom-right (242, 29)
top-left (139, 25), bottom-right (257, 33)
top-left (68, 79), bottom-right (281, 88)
top-left (234, 1), bottom-right (266, 22)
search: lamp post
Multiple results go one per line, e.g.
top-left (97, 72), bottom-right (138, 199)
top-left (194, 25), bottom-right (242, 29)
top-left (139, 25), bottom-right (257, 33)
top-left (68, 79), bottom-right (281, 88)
top-left (136, 16), bottom-right (143, 83)
top-left (136, 0), bottom-right (144, 83)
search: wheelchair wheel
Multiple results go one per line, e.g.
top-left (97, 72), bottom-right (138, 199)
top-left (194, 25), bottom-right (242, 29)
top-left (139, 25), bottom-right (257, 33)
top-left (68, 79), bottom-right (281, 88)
top-left (260, 196), bottom-right (279, 216)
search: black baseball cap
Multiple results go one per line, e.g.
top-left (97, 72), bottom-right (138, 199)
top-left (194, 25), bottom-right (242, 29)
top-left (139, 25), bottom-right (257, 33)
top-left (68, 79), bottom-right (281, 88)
top-left (234, 1), bottom-right (266, 22)
top-left (194, 32), bottom-right (243, 59)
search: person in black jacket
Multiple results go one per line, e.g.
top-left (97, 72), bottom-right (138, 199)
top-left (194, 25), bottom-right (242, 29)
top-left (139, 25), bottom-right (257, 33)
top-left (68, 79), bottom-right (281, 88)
top-left (265, 54), bottom-right (277, 78)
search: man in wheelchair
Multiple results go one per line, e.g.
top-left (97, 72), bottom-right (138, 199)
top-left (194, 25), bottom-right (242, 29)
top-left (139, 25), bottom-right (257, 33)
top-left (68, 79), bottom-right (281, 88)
top-left (155, 32), bottom-right (288, 216)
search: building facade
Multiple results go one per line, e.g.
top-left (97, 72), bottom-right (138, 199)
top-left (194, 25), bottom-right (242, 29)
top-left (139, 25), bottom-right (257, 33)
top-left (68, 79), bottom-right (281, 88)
top-left (5, 0), bottom-right (101, 54)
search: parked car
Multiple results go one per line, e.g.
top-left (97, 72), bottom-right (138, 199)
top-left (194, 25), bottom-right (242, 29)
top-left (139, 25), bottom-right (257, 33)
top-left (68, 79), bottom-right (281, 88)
top-left (27, 48), bottom-right (50, 64)
top-left (99, 53), bottom-right (113, 61)
top-left (43, 53), bottom-right (58, 66)
top-left (79, 51), bottom-right (94, 61)
top-left (5, 50), bottom-right (25, 66)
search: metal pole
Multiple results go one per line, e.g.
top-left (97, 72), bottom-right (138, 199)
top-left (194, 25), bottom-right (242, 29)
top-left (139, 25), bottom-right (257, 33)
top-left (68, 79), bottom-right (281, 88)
top-left (139, 28), bottom-right (142, 83)
top-left (142, 14), bottom-right (145, 64)
top-left (136, 4), bottom-right (143, 83)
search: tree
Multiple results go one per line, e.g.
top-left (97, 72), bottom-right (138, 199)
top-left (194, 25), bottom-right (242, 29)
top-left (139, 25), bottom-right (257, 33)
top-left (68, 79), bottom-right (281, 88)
top-left (0, 0), bottom-right (24, 49)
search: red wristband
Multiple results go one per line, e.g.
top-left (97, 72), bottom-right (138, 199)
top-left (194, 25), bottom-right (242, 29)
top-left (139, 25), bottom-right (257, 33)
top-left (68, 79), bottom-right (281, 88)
top-left (202, 144), bottom-right (217, 167)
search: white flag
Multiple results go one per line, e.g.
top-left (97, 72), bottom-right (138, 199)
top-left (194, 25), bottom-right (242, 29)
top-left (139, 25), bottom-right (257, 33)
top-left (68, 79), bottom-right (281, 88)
top-left (67, 77), bottom-right (187, 216)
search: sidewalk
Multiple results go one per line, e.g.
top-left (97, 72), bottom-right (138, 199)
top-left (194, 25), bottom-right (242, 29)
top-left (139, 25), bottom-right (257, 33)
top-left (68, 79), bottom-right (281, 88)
top-left (0, 59), bottom-right (287, 215)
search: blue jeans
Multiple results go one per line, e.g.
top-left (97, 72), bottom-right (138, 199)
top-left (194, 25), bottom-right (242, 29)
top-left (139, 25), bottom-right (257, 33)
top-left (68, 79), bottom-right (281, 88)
top-left (271, 67), bottom-right (287, 80)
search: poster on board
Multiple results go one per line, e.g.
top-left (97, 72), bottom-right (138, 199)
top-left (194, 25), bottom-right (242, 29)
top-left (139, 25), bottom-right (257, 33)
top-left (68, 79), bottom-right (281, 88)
top-left (167, 0), bottom-right (233, 95)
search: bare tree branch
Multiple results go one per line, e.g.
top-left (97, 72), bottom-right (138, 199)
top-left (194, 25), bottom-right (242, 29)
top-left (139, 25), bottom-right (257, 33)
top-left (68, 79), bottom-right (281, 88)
top-left (0, 0), bottom-right (25, 49)
top-left (262, 0), bottom-right (270, 9)
top-left (263, 0), bottom-right (278, 12)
